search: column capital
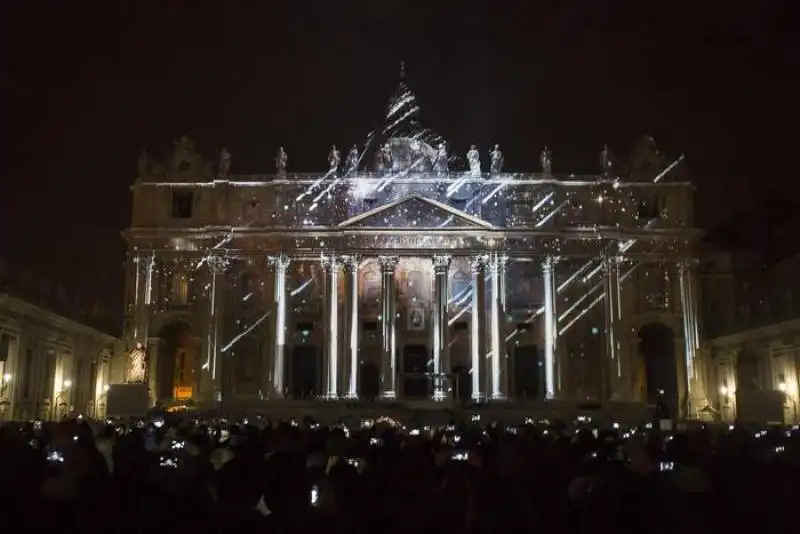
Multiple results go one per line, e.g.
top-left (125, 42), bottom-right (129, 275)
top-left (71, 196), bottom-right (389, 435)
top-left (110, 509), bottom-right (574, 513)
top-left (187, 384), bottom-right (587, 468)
top-left (678, 257), bottom-right (700, 270)
top-left (320, 254), bottom-right (340, 271)
top-left (432, 254), bottom-right (451, 273)
top-left (134, 251), bottom-right (155, 274)
top-left (340, 255), bottom-right (361, 271)
top-left (378, 255), bottom-right (399, 273)
top-left (206, 252), bottom-right (230, 275)
top-left (541, 255), bottom-right (560, 272)
top-left (268, 254), bottom-right (291, 270)
top-left (470, 255), bottom-right (487, 273)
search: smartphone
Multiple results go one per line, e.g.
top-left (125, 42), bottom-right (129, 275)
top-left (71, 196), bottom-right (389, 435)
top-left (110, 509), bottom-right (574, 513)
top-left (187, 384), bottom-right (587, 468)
top-left (451, 450), bottom-right (470, 462)
top-left (659, 461), bottom-right (674, 472)
top-left (46, 450), bottom-right (65, 464)
top-left (346, 458), bottom-right (363, 469)
top-left (159, 456), bottom-right (178, 469)
top-left (310, 484), bottom-right (320, 506)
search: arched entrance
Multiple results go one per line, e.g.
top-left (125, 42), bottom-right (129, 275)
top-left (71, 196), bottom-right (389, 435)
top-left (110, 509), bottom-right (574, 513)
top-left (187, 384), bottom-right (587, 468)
top-left (360, 363), bottom-right (380, 400)
top-left (638, 323), bottom-right (679, 412)
top-left (156, 321), bottom-right (195, 403)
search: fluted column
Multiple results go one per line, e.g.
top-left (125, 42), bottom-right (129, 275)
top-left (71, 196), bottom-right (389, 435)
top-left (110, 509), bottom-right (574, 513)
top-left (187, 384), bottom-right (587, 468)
top-left (205, 252), bottom-right (230, 403)
top-left (470, 256), bottom-right (487, 402)
top-left (431, 255), bottom-right (451, 401)
top-left (132, 251), bottom-right (155, 347)
top-left (488, 253), bottom-right (507, 400)
top-left (269, 254), bottom-right (290, 398)
top-left (379, 255), bottom-right (399, 400)
top-left (321, 255), bottom-right (340, 400)
top-left (542, 256), bottom-right (558, 399)
top-left (679, 258), bottom-right (700, 404)
top-left (602, 254), bottom-right (622, 400)
top-left (341, 256), bottom-right (360, 399)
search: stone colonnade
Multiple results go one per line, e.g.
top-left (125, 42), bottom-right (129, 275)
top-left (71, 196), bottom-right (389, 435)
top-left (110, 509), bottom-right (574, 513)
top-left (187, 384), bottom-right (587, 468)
top-left (130, 251), bottom-right (702, 404)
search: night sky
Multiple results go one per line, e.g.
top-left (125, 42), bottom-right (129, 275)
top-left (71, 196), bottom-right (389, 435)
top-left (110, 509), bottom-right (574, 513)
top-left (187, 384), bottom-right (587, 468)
top-left (1, 1), bottom-right (794, 331)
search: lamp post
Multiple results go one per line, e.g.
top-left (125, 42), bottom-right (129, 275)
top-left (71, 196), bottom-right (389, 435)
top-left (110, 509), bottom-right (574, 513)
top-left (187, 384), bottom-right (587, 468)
top-left (719, 382), bottom-right (735, 422)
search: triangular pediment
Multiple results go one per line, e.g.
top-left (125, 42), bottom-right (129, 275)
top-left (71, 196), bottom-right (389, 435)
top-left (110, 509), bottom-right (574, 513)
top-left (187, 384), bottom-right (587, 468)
top-left (338, 194), bottom-right (494, 229)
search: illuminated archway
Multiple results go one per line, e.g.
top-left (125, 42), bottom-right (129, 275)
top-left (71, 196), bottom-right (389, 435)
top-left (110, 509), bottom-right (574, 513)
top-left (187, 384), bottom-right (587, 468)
top-left (156, 321), bottom-right (195, 403)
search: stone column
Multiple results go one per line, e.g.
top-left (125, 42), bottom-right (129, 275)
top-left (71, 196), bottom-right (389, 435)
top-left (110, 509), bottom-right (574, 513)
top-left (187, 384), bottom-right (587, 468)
top-left (341, 256), bottom-right (360, 399)
top-left (602, 254), bottom-right (621, 400)
top-left (679, 258), bottom-right (700, 406)
top-left (470, 256), bottom-right (487, 402)
top-left (431, 255), bottom-right (451, 401)
top-left (269, 254), bottom-right (290, 398)
top-left (321, 255), bottom-right (340, 400)
top-left (542, 256), bottom-right (558, 399)
top-left (132, 251), bottom-right (155, 348)
top-left (378, 256), bottom-right (399, 400)
top-left (205, 252), bottom-right (230, 404)
top-left (488, 253), bottom-right (507, 400)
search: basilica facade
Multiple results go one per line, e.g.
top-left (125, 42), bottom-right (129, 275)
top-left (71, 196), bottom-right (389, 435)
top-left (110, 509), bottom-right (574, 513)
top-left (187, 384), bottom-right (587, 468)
top-left (123, 139), bottom-right (707, 417)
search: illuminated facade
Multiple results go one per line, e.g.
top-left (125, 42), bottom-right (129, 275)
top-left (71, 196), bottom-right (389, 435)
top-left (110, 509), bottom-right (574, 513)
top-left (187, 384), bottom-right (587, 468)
top-left (0, 289), bottom-right (120, 421)
top-left (124, 72), bottom-right (705, 416)
top-left (700, 248), bottom-right (800, 423)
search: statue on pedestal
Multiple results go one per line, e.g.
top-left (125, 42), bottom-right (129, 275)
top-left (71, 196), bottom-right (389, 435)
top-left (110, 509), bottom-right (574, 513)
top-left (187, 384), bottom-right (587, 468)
top-left (275, 147), bottom-right (288, 176)
top-left (490, 144), bottom-right (504, 174)
top-left (433, 142), bottom-right (449, 174)
top-left (346, 144), bottom-right (359, 173)
top-left (600, 144), bottom-right (614, 178)
top-left (328, 145), bottom-right (341, 171)
top-left (217, 146), bottom-right (232, 178)
top-left (375, 143), bottom-right (392, 174)
top-left (466, 145), bottom-right (481, 175)
top-left (540, 146), bottom-right (552, 175)
top-left (126, 342), bottom-right (147, 384)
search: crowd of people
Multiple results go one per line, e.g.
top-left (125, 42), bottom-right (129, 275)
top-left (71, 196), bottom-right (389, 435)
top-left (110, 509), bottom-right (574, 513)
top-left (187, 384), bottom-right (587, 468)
top-left (0, 413), bottom-right (797, 533)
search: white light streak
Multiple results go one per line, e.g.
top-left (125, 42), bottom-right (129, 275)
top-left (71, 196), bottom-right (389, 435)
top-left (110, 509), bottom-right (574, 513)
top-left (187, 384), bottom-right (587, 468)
top-left (653, 154), bottom-right (685, 183)
top-left (290, 279), bottom-right (313, 297)
top-left (535, 200), bottom-right (568, 227)
top-left (221, 310), bottom-right (272, 353)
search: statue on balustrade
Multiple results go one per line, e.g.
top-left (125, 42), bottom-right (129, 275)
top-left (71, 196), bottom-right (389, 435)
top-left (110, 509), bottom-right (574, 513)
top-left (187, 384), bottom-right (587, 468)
top-left (126, 342), bottom-right (147, 384)
top-left (490, 144), bottom-right (504, 174)
top-left (217, 146), bottom-right (232, 178)
top-left (328, 145), bottom-right (341, 172)
top-left (600, 145), bottom-right (614, 178)
top-left (467, 144), bottom-right (481, 176)
top-left (433, 142), bottom-right (449, 174)
top-left (540, 145), bottom-right (552, 175)
top-left (375, 143), bottom-right (392, 174)
top-left (346, 144), bottom-right (360, 173)
top-left (275, 146), bottom-right (288, 176)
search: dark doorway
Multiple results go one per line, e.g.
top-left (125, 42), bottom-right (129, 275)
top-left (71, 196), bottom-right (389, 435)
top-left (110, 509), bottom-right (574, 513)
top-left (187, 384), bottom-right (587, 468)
top-left (360, 363), bottom-right (380, 400)
top-left (736, 351), bottom-right (762, 392)
top-left (403, 345), bottom-right (429, 399)
top-left (156, 321), bottom-right (194, 403)
top-left (291, 346), bottom-right (319, 399)
top-left (512, 346), bottom-right (542, 400)
top-left (638, 323), bottom-right (678, 411)
top-left (452, 365), bottom-right (472, 402)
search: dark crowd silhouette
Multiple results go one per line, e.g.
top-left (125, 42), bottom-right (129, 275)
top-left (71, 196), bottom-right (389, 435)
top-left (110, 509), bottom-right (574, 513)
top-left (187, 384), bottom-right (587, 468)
top-left (0, 414), bottom-right (798, 534)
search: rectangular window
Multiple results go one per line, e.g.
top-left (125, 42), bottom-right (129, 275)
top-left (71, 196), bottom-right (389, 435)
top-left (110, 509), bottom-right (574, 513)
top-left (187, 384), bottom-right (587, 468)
top-left (171, 191), bottom-right (194, 218)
